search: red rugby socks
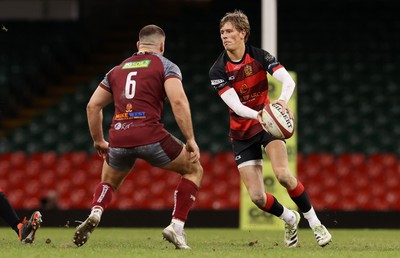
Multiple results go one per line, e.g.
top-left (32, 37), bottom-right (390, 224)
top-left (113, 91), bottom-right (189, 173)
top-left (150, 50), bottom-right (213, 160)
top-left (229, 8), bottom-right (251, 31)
top-left (172, 178), bottom-right (199, 222)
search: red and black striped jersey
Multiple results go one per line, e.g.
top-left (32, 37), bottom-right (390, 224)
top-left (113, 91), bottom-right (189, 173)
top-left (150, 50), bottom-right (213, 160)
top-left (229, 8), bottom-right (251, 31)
top-left (209, 45), bottom-right (283, 140)
top-left (100, 51), bottom-right (182, 147)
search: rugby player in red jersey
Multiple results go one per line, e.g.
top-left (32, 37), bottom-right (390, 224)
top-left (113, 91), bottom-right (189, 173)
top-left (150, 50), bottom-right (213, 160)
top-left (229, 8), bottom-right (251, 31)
top-left (73, 25), bottom-right (203, 249)
top-left (209, 10), bottom-right (331, 247)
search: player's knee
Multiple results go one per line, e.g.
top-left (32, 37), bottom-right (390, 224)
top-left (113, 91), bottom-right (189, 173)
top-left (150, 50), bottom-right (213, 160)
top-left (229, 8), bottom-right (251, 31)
top-left (180, 162), bottom-right (203, 187)
top-left (196, 163), bottom-right (204, 178)
top-left (249, 192), bottom-right (265, 207)
top-left (275, 169), bottom-right (292, 188)
top-left (188, 162), bottom-right (203, 180)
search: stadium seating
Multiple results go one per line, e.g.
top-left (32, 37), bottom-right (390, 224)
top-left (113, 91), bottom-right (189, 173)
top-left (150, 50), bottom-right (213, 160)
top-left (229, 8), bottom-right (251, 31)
top-left (0, 152), bottom-right (398, 210)
top-left (0, 152), bottom-right (241, 210)
top-left (299, 153), bottom-right (400, 210)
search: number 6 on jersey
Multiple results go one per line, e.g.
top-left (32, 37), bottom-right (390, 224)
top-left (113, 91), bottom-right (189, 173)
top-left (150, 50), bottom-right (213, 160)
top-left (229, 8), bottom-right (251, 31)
top-left (125, 71), bottom-right (137, 99)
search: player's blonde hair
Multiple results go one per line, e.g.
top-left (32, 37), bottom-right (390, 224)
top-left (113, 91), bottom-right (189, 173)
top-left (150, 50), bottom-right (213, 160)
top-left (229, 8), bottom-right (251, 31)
top-left (220, 10), bottom-right (251, 43)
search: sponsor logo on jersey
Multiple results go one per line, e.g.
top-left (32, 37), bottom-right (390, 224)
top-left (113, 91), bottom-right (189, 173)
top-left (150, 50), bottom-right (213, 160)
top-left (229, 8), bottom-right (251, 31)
top-left (211, 79), bottom-right (225, 85)
top-left (115, 122), bottom-right (122, 130)
top-left (126, 103), bottom-right (133, 112)
top-left (122, 60), bottom-right (151, 69)
top-left (114, 122), bottom-right (134, 130)
top-left (115, 113), bottom-right (130, 120)
top-left (129, 111), bottom-right (146, 118)
top-left (115, 111), bottom-right (146, 120)
top-left (264, 52), bottom-right (275, 63)
top-left (241, 91), bottom-right (263, 102)
top-left (239, 84), bottom-right (249, 94)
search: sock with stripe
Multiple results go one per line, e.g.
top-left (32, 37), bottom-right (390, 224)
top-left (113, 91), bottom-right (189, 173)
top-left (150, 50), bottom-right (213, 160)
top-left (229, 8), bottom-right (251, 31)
top-left (91, 182), bottom-right (113, 212)
top-left (262, 192), bottom-right (285, 218)
top-left (288, 181), bottom-right (320, 228)
top-left (288, 181), bottom-right (312, 212)
top-left (171, 177), bottom-right (198, 223)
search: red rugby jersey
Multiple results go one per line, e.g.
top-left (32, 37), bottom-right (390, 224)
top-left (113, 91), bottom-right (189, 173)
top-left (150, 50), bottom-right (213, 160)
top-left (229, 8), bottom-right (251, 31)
top-left (100, 51), bottom-right (182, 147)
top-left (209, 45), bottom-right (283, 140)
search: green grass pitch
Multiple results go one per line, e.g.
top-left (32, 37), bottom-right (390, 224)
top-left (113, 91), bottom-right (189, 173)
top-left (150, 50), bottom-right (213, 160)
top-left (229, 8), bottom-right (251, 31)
top-left (1, 227), bottom-right (400, 258)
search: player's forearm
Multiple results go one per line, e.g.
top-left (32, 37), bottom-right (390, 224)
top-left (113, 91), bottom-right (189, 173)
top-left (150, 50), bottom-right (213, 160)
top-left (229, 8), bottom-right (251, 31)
top-left (171, 98), bottom-right (195, 142)
top-left (272, 67), bottom-right (295, 103)
top-left (87, 104), bottom-right (105, 143)
top-left (220, 88), bottom-right (258, 120)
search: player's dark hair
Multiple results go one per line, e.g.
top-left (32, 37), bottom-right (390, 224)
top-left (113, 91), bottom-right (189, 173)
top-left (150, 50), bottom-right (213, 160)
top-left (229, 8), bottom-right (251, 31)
top-left (139, 25), bottom-right (165, 40)
top-left (220, 10), bottom-right (251, 43)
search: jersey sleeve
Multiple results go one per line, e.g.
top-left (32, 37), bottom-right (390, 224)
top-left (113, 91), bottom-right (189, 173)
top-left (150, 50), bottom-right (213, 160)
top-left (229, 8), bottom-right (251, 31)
top-left (209, 63), bottom-right (231, 95)
top-left (161, 57), bottom-right (182, 81)
top-left (99, 67), bottom-right (115, 93)
top-left (261, 49), bottom-right (284, 75)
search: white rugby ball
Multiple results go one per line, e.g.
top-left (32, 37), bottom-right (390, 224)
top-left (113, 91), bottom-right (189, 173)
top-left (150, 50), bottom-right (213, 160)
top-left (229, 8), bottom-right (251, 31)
top-left (262, 103), bottom-right (295, 139)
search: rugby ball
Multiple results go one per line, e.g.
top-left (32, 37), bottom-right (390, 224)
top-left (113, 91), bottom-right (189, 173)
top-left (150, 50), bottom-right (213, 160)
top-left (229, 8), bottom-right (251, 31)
top-left (261, 103), bottom-right (295, 139)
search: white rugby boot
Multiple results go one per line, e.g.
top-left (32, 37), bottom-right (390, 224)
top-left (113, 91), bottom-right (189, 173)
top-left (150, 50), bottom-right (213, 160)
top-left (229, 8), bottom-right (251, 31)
top-left (284, 210), bottom-right (301, 248)
top-left (313, 224), bottom-right (332, 247)
top-left (162, 224), bottom-right (191, 250)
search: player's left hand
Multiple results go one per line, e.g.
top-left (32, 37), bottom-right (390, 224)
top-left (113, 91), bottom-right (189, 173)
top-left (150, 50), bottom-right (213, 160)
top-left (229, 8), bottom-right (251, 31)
top-left (272, 99), bottom-right (294, 119)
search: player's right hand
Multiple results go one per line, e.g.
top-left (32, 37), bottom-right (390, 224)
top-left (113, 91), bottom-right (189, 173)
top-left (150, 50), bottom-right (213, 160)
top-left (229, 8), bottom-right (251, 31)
top-left (94, 140), bottom-right (109, 159)
top-left (257, 110), bottom-right (270, 133)
top-left (185, 139), bottom-right (200, 163)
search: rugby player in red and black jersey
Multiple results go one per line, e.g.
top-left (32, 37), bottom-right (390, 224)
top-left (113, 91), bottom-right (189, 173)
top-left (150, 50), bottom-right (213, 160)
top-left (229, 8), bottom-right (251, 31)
top-left (73, 25), bottom-right (203, 249)
top-left (209, 10), bottom-right (331, 248)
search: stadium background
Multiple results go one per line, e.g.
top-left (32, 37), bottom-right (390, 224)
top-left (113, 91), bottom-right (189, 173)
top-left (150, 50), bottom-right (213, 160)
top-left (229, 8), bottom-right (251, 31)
top-left (0, 0), bottom-right (399, 228)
